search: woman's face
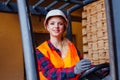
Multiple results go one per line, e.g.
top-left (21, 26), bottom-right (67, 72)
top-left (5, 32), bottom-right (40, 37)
top-left (46, 16), bottom-right (66, 38)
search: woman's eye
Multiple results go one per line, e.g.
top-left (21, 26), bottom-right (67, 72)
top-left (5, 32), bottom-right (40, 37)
top-left (50, 22), bottom-right (54, 25)
top-left (59, 22), bottom-right (64, 26)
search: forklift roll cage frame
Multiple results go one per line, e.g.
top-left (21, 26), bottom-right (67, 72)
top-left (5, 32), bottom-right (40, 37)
top-left (0, 0), bottom-right (120, 80)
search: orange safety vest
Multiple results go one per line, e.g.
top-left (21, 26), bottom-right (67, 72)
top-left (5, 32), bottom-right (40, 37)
top-left (37, 41), bottom-right (80, 80)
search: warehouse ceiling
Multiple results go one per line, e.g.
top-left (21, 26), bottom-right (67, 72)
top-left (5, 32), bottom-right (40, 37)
top-left (28, 0), bottom-right (83, 22)
top-left (0, 0), bottom-right (97, 22)
top-left (27, 0), bottom-right (83, 16)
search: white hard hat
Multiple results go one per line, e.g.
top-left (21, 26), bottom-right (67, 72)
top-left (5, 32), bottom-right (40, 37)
top-left (44, 9), bottom-right (68, 28)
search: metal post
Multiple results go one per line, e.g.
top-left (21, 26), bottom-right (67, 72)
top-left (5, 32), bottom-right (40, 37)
top-left (4, 0), bottom-right (12, 6)
top-left (66, 10), bottom-right (73, 41)
top-left (45, 0), bottom-right (58, 10)
top-left (32, 0), bottom-right (45, 9)
top-left (106, 0), bottom-right (120, 80)
top-left (58, 3), bottom-right (70, 9)
top-left (104, 0), bottom-right (116, 80)
top-left (111, 0), bottom-right (120, 79)
top-left (17, 0), bottom-right (38, 80)
top-left (66, 4), bottom-right (81, 42)
top-left (68, 4), bottom-right (80, 13)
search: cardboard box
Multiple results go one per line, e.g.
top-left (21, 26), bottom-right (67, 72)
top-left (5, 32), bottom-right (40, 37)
top-left (87, 32), bottom-right (92, 42)
top-left (82, 11), bottom-right (87, 19)
top-left (91, 14), bottom-right (97, 23)
top-left (98, 49), bottom-right (106, 59)
top-left (97, 40), bottom-right (104, 49)
top-left (83, 36), bottom-right (88, 44)
top-left (92, 60), bottom-right (99, 65)
top-left (83, 45), bottom-right (88, 52)
top-left (92, 34), bottom-right (97, 42)
top-left (86, 25), bottom-right (92, 33)
top-left (82, 19), bottom-right (87, 26)
top-left (92, 42), bottom-right (98, 51)
top-left (93, 53), bottom-right (99, 60)
top-left (99, 59), bottom-right (106, 64)
top-left (88, 42), bottom-right (93, 49)
top-left (82, 28), bottom-right (87, 35)
top-left (97, 12), bottom-right (106, 21)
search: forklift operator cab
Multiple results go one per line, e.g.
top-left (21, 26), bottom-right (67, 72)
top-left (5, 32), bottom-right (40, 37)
top-left (16, 0), bottom-right (112, 80)
top-left (0, 0), bottom-right (116, 80)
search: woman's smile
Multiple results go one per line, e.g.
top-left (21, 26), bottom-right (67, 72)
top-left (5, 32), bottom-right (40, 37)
top-left (53, 29), bottom-right (60, 33)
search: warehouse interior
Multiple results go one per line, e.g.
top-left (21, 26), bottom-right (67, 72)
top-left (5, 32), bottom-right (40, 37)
top-left (0, 0), bottom-right (118, 80)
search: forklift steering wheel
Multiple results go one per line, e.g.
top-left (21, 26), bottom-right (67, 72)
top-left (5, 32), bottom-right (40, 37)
top-left (78, 63), bottom-right (110, 80)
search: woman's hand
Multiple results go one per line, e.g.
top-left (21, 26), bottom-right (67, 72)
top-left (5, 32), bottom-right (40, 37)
top-left (74, 59), bottom-right (91, 74)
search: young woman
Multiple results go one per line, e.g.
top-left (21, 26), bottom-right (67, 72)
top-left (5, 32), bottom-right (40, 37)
top-left (36, 9), bottom-right (91, 80)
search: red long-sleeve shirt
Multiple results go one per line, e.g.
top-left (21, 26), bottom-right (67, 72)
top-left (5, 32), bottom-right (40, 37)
top-left (36, 40), bottom-right (83, 80)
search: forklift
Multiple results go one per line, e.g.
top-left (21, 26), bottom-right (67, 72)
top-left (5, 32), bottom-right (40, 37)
top-left (0, 0), bottom-right (120, 80)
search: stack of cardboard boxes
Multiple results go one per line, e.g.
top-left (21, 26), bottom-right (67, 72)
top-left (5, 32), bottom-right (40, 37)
top-left (82, 0), bottom-right (109, 65)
